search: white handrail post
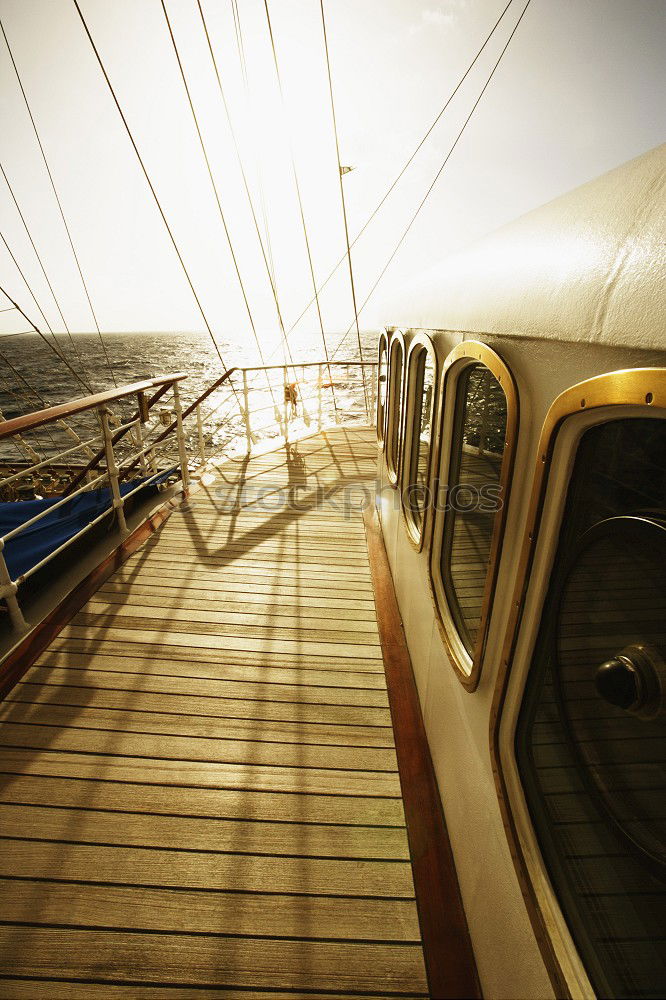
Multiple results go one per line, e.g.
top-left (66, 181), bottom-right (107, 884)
top-left (100, 405), bottom-right (128, 536)
top-left (283, 366), bottom-right (289, 446)
top-left (196, 403), bottom-right (206, 470)
top-left (242, 369), bottom-right (252, 454)
top-left (317, 363), bottom-right (323, 431)
top-left (0, 541), bottom-right (27, 632)
top-left (172, 382), bottom-right (190, 494)
top-left (369, 362), bottom-right (377, 427)
top-left (133, 421), bottom-right (149, 477)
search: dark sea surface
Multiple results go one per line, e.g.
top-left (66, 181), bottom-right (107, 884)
top-left (0, 330), bottom-right (378, 463)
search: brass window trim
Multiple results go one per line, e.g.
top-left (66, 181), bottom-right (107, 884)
top-left (490, 368), bottom-right (666, 1000)
top-left (401, 333), bottom-right (438, 551)
top-left (377, 331), bottom-right (389, 448)
top-left (430, 340), bottom-right (518, 692)
top-left (386, 331), bottom-right (406, 486)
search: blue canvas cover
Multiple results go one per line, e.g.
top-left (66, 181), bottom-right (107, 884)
top-left (0, 470), bottom-right (176, 581)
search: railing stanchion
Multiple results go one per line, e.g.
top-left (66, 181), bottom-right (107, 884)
top-left (242, 370), bottom-right (252, 454)
top-left (0, 541), bottom-right (27, 632)
top-left (283, 367), bottom-right (289, 446)
top-left (369, 363), bottom-right (376, 426)
top-left (196, 404), bottom-right (206, 469)
top-left (172, 383), bottom-right (190, 494)
top-left (100, 406), bottom-right (128, 536)
top-left (133, 421), bottom-right (149, 477)
top-left (317, 363), bottom-right (323, 431)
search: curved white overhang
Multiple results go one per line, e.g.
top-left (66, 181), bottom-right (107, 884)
top-left (381, 144), bottom-right (666, 351)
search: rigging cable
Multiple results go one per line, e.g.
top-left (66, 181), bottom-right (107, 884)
top-left (0, 16), bottom-right (117, 387)
top-left (230, 0), bottom-right (276, 290)
top-left (0, 349), bottom-right (45, 407)
top-left (0, 282), bottom-right (97, 394)
top-left (160, 0), bottom-right (277, 410)
top-left (229, 0), bottom-right (277, 290)
top-left (0, 160), bottom-right (96, 390)
top-left (332, 0), bottom-right (532, 358)
top-left (196, 0), bottom-right (296, 375)
top-left (72, 0), bottom-right (236, 395)
top-left (0, 375), bottom-right (45, 463)
top-left (0, 229), bottom-right (96, 394)
top-left (0, 229), bottom-right (61, 346)
top-left (319, 0), bottom-right (369, 417)
top-left (262, 0), bottom-right (340, 421)
top-left (0, 352), bottom-right (63, 454)
top-left (228, 0), bottom-right (306, 408)
top-left (278, 0), bottom-right (515, 348)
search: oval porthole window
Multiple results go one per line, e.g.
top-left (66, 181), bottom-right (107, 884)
top-left (403, 339), bottom-right (436, 541)
top-left (386, 336), bottom-right (405, 483)
top-left (556, 515), bottom-right (666, 869)
top-left (442, 365), bottom-right (508, 647)
top-left (515, 416), bottom-right (666, 999)
top-left (377, 335), bottom-right (388, 446)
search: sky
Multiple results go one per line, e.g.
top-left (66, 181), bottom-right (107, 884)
top-left (0, 0), bottom-right (664, 361)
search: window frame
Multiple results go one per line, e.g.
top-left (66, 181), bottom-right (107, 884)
top-left (377, 331), bottom-right (389, 448)
top-left (400, 333), bottom-right (438, 549)
top-left (430, 340), bottom-right (518, 691)
top-left (491, 368), bottom-right (666, 1000)
top-left (385, 331), bottom-right (406, 485)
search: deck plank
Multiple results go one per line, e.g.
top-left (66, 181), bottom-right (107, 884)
top-left (0, 429), bottom-right (430, 996)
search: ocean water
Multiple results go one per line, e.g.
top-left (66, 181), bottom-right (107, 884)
top-left (0, 330), bottom-right (378, 464)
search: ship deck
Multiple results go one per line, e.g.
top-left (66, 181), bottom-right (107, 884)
top-left (0, 427), bottom-right (476, 998)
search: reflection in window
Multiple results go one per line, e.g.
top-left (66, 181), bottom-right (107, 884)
top-left (441, 364), bottom-right (507, 652)
top-left (406, 348), bottom-right (436, 532)
top-left (516, 418), bottom-right (666, 999)
top-left (388, 340), bottom-right (404, 477)
top-left (377, 339), bottom-right (388, 441)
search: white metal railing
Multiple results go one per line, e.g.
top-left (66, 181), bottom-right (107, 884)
top-left (0, 359), bottom-right (375, 633)
top-left (193, 360), bottom-right (377, 465)
top-left (0, 373), bottom-right (194, 632)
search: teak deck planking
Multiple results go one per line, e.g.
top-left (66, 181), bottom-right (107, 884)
top-left (0, 427), bottom-right (478, 997)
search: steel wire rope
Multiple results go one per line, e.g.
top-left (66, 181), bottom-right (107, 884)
top-left (160, 0), bottom-right (279, 417)
top-left (0, 16), bottom-right (117, 388)
top-left (0, 352), bottom-right (64, 454)
top-left (0, 229), bottom-right (62, 349)
top-left (319, 0), bottom-right (369, 417)
top-left (262, 0), bottom-right (340, 421)
top-left (271, 0), bottom-right (515, 352)
top-left (228, 0), bottom-right (306, 419)
top-left (0, 227), bottom-right (95, 393)
top-left (0, 282), bottom-right (98, 394)
top-left (196, 0), bottom-right (297, 380)
top-left (72, 0), bottom-right (244, 420)
top-left (229, 0), bottom-right (277, 291)
top-left (0, 373), bottom-right (46, 463)
top-left (331, 0), bottom-right (532, 359)
top-left (0, 160), bottom-right (96, 390)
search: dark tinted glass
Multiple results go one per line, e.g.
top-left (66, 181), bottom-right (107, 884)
top-left (388, 341), bottom-right (403, 474)
top-left (517, 418), bottom-right (666, 999)
top-left (407, 349), bottom-right (435, 529)
top-left (440, 363), bottom-right (507, 652)
top-left (378, 342), bottom-right (387, 408)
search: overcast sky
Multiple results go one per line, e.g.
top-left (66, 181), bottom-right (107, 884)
top-left (0, 0), bottom-right (664, 358)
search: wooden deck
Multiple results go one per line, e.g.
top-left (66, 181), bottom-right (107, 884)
top-left (0, 427), bottom-right (437, 998)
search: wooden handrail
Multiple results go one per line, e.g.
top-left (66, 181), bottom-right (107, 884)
top-left (118, 368), bottom-right (237, 483)
top-left (61, 380), bottom-right (174, 498)
top-left (240, 360), bottom-right (378, 374)
top-left (0, 373), bottom-right (188, 441)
